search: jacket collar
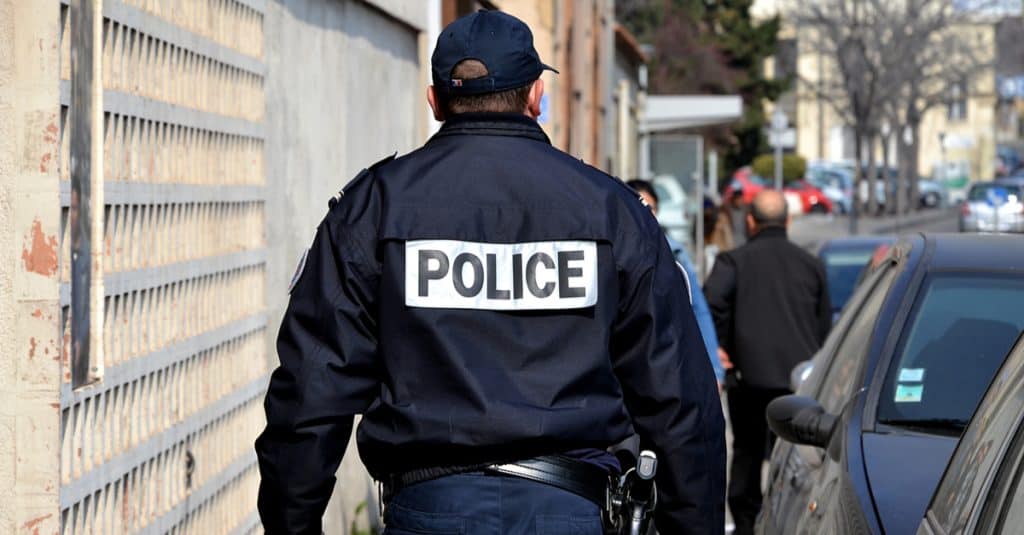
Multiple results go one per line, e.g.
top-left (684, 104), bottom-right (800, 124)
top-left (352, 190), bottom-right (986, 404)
top-left (429, 113), bottom-right (551, 145)
top-left (750, 225), bottom-right (788, 241)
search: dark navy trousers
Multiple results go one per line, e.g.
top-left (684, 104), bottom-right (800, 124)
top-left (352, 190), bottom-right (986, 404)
top-left (383, 472), bottom-right (604, 535)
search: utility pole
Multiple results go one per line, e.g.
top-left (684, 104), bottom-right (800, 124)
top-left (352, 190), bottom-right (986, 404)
top-left (770, 108), bottom-right (789, 189)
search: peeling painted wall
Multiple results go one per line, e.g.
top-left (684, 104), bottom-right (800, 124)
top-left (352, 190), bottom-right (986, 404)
top-left (0, 1), bottom-right (62, 534)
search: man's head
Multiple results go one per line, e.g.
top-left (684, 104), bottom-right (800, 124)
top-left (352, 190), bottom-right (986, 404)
top-left (626, 179), bottom-right (659, 215)
top-left (427, 10), bottom-right (556, 121)
top-left (747, 190), bottom-right (789, 236)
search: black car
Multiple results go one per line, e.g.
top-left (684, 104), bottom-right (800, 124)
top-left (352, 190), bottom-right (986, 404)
top-left (918, 333), bottom-right (1024, 534)
top-left (817, 236), bottom-right (895, 322)
top-left (758, 233), bottom-right (1024, 535)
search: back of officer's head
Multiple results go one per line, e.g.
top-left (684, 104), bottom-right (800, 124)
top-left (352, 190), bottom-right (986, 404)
top-left (748, 190), bottom-right (789, 234)
top-left (428, 10), bottom-right (556, 121)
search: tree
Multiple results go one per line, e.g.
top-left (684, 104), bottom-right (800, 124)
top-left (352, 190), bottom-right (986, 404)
top-left (791, 0), bottom-right (994, 222)
top-left (791, 0), bottom-right (898, 227)
top-left (884, 0), bottom-right (992, 212)
top-left (617, 0), bottom-right (786, 185)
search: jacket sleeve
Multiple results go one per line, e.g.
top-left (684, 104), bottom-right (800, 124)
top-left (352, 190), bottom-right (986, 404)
top-left (611, 225), bottom-right (726, 535)
top-left (255, 178), bottom-right (381, 534)
top-left (673, 247), bottom-right (724, 383)
top-left (703, 252), bottom-right (737, 357)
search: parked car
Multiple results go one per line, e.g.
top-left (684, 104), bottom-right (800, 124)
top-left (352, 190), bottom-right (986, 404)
top-left (812, 161), bottom-right (947, 211)
top-left (785, 180), bottom-right (834, 214)
top-left (650, 174), bottom-right (689, 244)
top-left (724, 167), bottom-right (769, 205)
top-left (758, 233), bottom-right (1024, 535)
top-left (807, 162), bottom-right (854, 214)
top-left (916, 333), bottom-right (1024, 535)
top-left (817, 236), bottom-right (895, 322)
top-left (959, 179), bottom-right (1024, 233)
top-left (917, 179), bottom-right (947, 209)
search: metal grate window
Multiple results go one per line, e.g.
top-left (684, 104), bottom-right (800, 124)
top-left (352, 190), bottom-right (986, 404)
top-left (59, 0), bottom-right (268, 532)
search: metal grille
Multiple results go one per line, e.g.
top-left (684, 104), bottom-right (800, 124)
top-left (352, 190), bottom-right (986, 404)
top-left (58, 0), bottom-right (268, 533)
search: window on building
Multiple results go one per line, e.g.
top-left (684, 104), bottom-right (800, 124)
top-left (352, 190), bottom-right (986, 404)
top-left (948, 79), bottom-right (968, 122)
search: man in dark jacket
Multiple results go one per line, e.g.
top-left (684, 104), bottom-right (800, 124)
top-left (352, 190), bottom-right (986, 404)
top-left (704, 190), bottom-right (831, 535)
top-left (255, 10), bottom-right (725, 535)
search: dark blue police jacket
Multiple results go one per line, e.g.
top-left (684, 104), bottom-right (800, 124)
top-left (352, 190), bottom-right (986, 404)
top-left (256, 113), bottom-right (725, 535)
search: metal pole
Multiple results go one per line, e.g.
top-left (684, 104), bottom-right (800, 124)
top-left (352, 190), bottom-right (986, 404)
top-left (774, 143), bottom-right (783, 190)
top-left (695, 137), bottom-right (705, 280)
top-left (69, 0), bottom-right (104, 388)
top-left (708, 150), bottom-right (718, 202)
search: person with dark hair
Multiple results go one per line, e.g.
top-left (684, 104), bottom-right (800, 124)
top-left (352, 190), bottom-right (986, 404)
top-left (627, 179), bottom-right (724, 387)
top-left (703, 190), bottom-right (831, 535)
top-left (256, 10), bottom-right (725, 535)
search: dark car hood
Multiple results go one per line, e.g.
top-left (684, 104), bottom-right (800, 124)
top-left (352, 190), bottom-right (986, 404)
top-left (862, 432), bottom-right (958, 535)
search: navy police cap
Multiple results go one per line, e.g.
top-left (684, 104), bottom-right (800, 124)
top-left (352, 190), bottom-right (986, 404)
top-left (432, 10), bottom-right (558, 96)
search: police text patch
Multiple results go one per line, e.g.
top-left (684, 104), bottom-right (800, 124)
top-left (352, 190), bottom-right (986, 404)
top-left (405, 240), bottom-right (598, 310)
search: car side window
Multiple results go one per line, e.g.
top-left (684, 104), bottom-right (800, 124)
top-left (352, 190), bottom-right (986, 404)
top-left (815, 264), bottom-right (898, 415)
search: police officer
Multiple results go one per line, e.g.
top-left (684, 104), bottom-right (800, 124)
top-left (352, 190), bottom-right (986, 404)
top-left (256, 10), bottom-right (725, 535)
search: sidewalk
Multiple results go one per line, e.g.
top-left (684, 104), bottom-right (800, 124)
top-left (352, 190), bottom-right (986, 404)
top-left (790, 207), bottom-right (959, 250)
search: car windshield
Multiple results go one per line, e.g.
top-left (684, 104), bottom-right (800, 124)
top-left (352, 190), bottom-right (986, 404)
top-left (967, 183), bottom-right (1022, 203)
top-left (749, 174), bottom-right (769, 186)
top-left (877, 274), bottom-right (1024, 434)
top-left (821, 248), bottom-right (875, 311)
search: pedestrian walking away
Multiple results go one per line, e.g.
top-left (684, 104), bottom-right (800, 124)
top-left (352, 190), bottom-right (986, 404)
top-left (703, 190), bottom-right (831, 535)
top-left (255, 10), bottom-right (725, 535)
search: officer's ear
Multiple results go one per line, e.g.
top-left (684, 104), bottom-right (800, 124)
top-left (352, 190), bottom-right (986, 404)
top-left (427, 86), bottom-right (446, 122)
top-left (526, 78), bottom-right (544, 120)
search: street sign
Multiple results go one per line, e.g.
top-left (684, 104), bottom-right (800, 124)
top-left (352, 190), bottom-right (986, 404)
top-left (769, 109), bottom-right (790, 189)
top-left (768, 128), bottom-right (796, 149)
top-left (986, 186), bottom-right (1009, 208)
top-left (999, 76), bottom-right (1024, 99)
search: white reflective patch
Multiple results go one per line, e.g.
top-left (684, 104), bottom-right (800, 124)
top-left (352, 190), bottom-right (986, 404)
top-left (288, 248), bottom-right (309, 294)
top-left (676, 261), bottom-right (693, 304)
top-left (405, 240), bottom-right (599, 310)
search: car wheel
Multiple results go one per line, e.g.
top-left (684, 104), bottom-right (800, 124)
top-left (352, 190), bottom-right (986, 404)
top-left (922, 192), bottom-right (940, 208)
top-left (810, 203), bottom-right (828, 214)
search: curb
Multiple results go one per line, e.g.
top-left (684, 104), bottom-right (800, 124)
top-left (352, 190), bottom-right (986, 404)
top-left (870, 208), bottom-right (958, 235)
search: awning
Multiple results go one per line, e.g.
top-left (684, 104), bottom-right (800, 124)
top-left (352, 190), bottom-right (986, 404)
top-left (642, 95), bottom-right (743, 133)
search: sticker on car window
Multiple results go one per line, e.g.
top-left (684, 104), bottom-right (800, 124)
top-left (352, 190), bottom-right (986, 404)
top-left (895, 384), bottom-right (924, 403)
top-left (898, 368), bottom-right (926, 382)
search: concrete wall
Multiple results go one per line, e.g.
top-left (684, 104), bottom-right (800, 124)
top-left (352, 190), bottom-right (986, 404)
top-left (264, 1), bottom-right (426, 532)
top-left (0, 1), bottom-right (62, 533)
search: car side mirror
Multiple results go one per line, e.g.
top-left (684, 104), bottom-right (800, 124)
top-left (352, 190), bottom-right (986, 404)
top-left (790, 360), bottom-right (814, 393)
top-left (766, 395), bottom-right (837, 449)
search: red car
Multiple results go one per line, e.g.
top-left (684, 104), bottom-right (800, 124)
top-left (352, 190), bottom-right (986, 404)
top-left (785, 180), bottom-right (833, 214)
top-left (723, 167), bottom-right (768, 204)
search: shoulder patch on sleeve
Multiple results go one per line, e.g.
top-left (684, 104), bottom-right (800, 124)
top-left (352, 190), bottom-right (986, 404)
top-left (288, 247), bottom-right (310, 294)
top-left (328, 153), bottom-right (396, 210)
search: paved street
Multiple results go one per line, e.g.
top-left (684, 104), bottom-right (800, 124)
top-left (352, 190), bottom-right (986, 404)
top-left (790, 207), bottom-right (960, 251)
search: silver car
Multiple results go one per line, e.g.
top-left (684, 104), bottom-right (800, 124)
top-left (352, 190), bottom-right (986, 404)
top-left (959, 180), bottom-right (1024, 233)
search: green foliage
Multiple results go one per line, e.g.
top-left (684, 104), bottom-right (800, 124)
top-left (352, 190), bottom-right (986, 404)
top-left (616, 0), bottom-right (789, 184)
top-left (751, 153), bottom-right (807, 184)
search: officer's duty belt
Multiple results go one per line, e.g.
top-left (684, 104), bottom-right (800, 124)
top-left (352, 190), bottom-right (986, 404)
top-left (383, 454), bottom-right (610, 508)
top-left (486, 454), bottom-right (610, 507)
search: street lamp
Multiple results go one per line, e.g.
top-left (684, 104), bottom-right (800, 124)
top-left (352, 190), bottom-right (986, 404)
top-left (770, 108), bottom-right (788, 190)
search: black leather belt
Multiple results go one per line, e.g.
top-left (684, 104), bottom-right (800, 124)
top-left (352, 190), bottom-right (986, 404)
top-left (486, 454), bottom-right (610, 507)
top-left (382, 454), bottom-right (610, 508)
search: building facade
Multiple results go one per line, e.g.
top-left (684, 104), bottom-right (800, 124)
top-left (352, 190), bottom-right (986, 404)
top-left (758, 1), bottom-right (1020, 185)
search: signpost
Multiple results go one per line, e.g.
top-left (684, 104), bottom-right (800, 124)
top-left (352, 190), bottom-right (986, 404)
top-left (987, 186), bottom-right (1009, 232)
top-left (769, 108), bottom-right (790, 190)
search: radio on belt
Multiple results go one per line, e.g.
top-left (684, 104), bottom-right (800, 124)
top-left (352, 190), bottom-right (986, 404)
top-left (405, 239), bottom-right (599, 311)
